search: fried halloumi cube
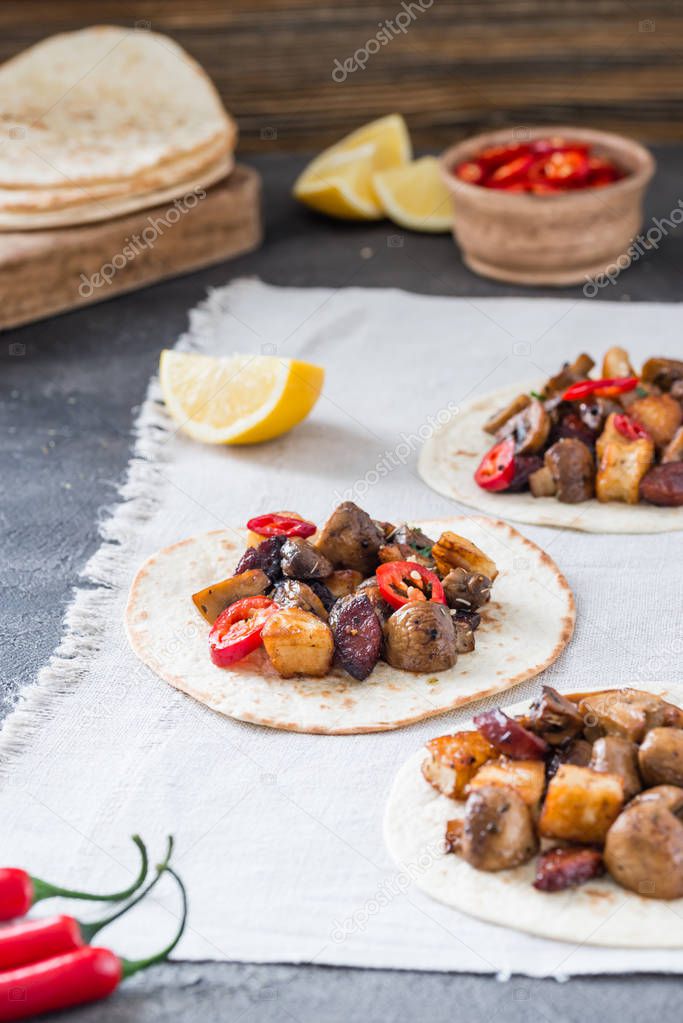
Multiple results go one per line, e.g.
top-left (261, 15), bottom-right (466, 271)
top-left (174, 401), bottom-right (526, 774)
top-left (466, 756), bottom-right (546, 810)
top-left (261, 607), bottom-right (334, 678)
top-left (422, 731), bottom-right (495, 800)
top-left (538, 764), bottom-right (624, 845)
top-left (596, 413), bottom-right (654, 504)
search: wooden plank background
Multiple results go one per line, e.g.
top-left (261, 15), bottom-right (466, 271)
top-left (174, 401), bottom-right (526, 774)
top-left (1, 1), bottom-right (682, 151)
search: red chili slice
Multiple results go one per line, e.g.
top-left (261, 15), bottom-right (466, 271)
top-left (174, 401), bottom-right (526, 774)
top-left (376, 561), bottom-right (446, 611)
top-left (613, 413), bottom-right (651, 442)
top-left (488, 154), bottom-right (535, 188)
top-left (246, 513), bottom-right (316, 539)
top-left (562, 377), bottom-right (638, 402)
top-left (476, 142), bottom-right (531, 172)
top-left (542, 149), bottom-right (589, 186)
top-left (474, 437), bottom-right (516, 492)
top-left (455, 160), bottom-right (485, 184)
top-left (209, 596), bottom-right (279, 667)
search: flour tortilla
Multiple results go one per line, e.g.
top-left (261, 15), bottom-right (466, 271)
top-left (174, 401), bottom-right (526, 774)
top-left (0, 26), bottom-right (235, 188)
top-left (0, 135), bottom-right (231, 213)
top-left (125, 517), bottom-right (575, 734)
top-left (0, 152), bottom-right (233, 230)
top-left (419, 380), bottom-right (683, 533)
top-left (384, 680), bottom-right (683, 947)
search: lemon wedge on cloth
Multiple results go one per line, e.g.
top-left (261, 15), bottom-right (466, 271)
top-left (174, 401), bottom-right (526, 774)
top-left (160, 350), bottom-right (325, 445)
top-left (373, 157), bottom-right (453, 233)
top-left (293, 114), bottom-right (411, 219)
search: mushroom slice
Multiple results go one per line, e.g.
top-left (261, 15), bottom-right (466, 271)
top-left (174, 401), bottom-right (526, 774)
top-left (461, 786), bottom-right (538, 872)
top-left (529, 465), bottom-right (557, 498)
top-left (483, 393), bottom-right (531, 435)
top-left (604, 800), bottom-right (683, 899)
top-left (579, 688), bottom-right (683, 742)
top-left (544, 438), bottom-right (595, 503)
top-left (662, 425), bottom-right (683, 463)
top-left (192, 568), bottom-right (270, 624)
top-left (431, 532), bottom-right (498, 582)
top-left (441, 567), bottom-right (491, 610)
top-left (544, 353), bottom-right (595, 396)
top-left (526, 685), bottom-right (585, 746)
top-left (324, 569), bottom-right (364, 599)
top-left (589, 736), bottom-right (642, 801)
top-left (280, 537), bottom-right (333, 580)
top-left (270, 579), bottom-right (329, 621)
top-left (498, 399), bottom-right (551, 455)
top-left (641, 357), bottom-right (683, 391)
top-left (602, 346), bottom-right (635, 379)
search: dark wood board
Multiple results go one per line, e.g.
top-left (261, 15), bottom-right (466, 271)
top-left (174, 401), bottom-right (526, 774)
top-left (0, 165), bottom-right (262, 331)
top-left (0, 1), bottom-right (682, 151)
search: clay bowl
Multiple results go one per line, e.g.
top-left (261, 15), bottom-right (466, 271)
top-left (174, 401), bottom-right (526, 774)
top-left (440, 126), bottom-right (655, 287)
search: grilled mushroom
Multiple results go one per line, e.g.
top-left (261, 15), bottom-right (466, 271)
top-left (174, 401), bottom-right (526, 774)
top-left (383, 602), bottom-right (457, 673)
top-left (590, 736), bottom-right (642, 801)
top-left (602, 346), bottom-right (635, 379)
top-left (638, 728), bottom-right (683, 788)
top-left (662, 426), bottom-right (683, 463)
top-left (270, 579), bottom-right (329, 621)
top-left (641, 357), bottom-right (683, 391)
top-left (315, 501), bottom-right (384, 575)
top-left (544, 353), bottom-right (595, 396)
top-left (355, 577), bottom-right (393, 624)
top-left (192, 568), bottom-right (270, 624)
top-left (280, 537), bottom-right (332, 580)
top-left (441, 567), bottom-right (491, 610)
top-left (544, 438), bottom-right (595, 503)
top-left (483, 394), bottom-right (531, 435)
top-left (461, 786), bottom-right (538, 872)
top-left (526, 686), bottom-right (585, 746)
top-left (498, 399), bottom-right (551, 454)
top-left (604, 797), bottom-right (683, 899)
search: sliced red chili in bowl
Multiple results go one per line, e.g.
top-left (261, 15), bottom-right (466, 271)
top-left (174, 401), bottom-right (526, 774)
top-left (246, 513), bottom-right (316, 539)
top-left (562, 377), bottom-right (638, 401)
top-left (474, 437), bottom-right (516, 492)
top-left (209, 596), bottom-right (279, 667)
top-left (376, 561), bottom-right (446, 610)
top-left (488, 155), bottom-right (535, 188)
top-left (542, 149), bottom-right (589, 187)
top-left (613, 413), bottom-right (651, 442)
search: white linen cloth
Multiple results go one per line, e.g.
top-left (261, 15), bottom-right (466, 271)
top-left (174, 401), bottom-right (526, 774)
top-left (2, 280), bottom-right (683, 978)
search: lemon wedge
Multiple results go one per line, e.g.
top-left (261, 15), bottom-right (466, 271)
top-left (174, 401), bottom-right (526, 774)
top-left (293, 114), bottom-right (411, 220)
top-left (159, 350), bottom-right (324, 445)
top-left (373, 157), bottom-right (453, 233)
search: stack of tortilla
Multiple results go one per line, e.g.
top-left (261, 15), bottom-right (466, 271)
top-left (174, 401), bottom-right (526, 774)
top-left (0, 26), bottom-right (236, 230)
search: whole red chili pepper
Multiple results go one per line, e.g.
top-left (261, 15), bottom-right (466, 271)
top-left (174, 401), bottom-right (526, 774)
top-left (0, 866), bottom-right (187, 1021)
top-left (0, 836), bottom-right (148, 922)
top-left (0, 838), bottom-right (173, 971)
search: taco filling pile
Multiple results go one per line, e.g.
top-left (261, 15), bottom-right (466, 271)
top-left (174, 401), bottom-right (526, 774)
top-left (192, 502), bottom-right (497, 681)
top-left (475, 349), bottom-right (683, 507)
top-left (424, 686), bottom-right (683, 899)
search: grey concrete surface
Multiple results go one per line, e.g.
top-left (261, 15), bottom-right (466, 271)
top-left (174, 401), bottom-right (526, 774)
top-left (1, 149), bottom-right (682, 1020)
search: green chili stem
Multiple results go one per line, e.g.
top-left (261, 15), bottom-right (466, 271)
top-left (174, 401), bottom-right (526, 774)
top-left (120, 865), bottom-right (188, 978)
top-left (31, 835), bottom-right (148, 905)
top-left (80, 837), bottom-right (174, 944)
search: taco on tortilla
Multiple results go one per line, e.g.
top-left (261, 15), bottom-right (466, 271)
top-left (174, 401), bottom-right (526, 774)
top-left (125, 503), bottom-right (574, 734)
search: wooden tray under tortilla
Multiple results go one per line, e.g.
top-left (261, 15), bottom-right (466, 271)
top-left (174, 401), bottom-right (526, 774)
top-left (0, 164), bottom-right (262, 331)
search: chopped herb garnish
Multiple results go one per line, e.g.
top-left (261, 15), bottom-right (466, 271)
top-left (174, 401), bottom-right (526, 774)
top-left (530, 390), bottom-right (544, 400)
